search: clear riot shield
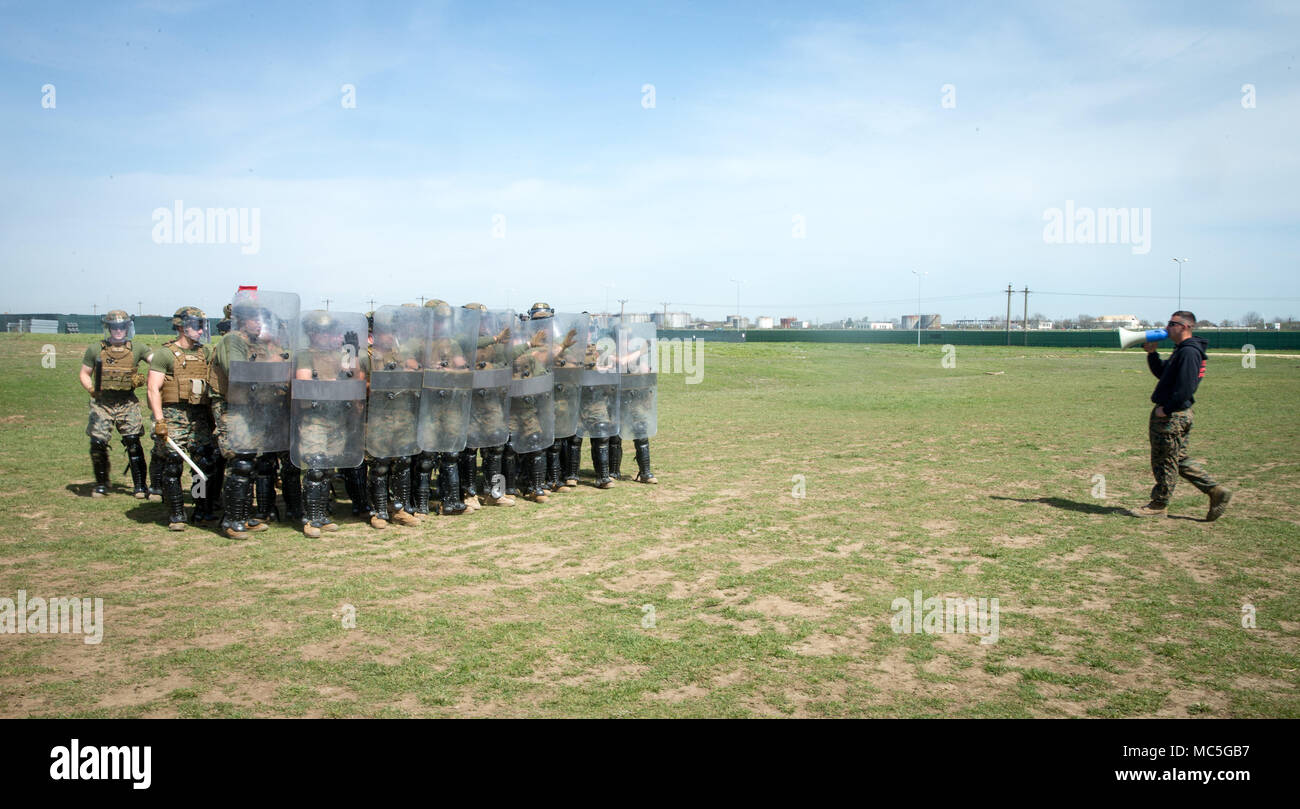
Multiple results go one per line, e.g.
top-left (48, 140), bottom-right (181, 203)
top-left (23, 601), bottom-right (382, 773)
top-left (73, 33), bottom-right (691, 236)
top-left (366, 305), bottom-right (428, 459)
top-left (507, 316), bottom-right (556, 453)
top-left (578, 315), bottom-right (620, 439)
top-left (466, 309), bottom-right (514, 449)
top-left (617, 320), bottom-right (658, 440)
top-left (550, 312), bottom-right (589, 440)
top-left (418, 305), bottom-right (479, 453)
top-left (290, 310), bottom-right (368, 470)
top-left (225, 290), bottom-right (300, 454)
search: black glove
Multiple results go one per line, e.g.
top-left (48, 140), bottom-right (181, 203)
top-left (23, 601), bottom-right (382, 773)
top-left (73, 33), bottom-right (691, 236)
top-left (343, 331), bottom-right (359, 351)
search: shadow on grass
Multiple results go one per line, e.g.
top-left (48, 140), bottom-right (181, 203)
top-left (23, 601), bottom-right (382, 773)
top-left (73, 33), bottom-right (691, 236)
top-left (989, 495), bottom-right (1207, 522)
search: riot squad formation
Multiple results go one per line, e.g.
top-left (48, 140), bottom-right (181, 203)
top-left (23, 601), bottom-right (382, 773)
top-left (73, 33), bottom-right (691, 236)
top-left (81, 294), bottom-right (660, 539)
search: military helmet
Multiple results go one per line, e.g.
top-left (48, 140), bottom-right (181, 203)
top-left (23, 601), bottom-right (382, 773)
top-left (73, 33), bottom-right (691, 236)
top-left (529, 302), bottom-right (554, 319)
top-left (102, 309), bottom-right (133, 342)
top-left (424, 298), bottom-right (452, 317)
top-left (463, 302), bottom-right (487, 312)
top-left (171, 306), bottom-right (206, 332)
top-left (302, 310), bottom-right (338, 335)
top-left (423, 298), bottom-right (448, 308)
top-left (104, 309), bottom-right (131, 326)
top-left (223, 303), bottom-right (233, 319)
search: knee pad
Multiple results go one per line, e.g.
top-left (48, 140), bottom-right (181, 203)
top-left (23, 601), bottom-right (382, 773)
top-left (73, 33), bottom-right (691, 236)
top-left (418, 453), bottom-right (435, 473)
top-left (230, 455), bottom-right (256, 478)
top-left (90, 437), bottom-right (109, 451)
top-left (306, 467), bottom-right (327, 483)
top-left (371, 459), bottom-right (391, 477)
top-left (254, 454), bottom-right (278, 476)
top-left (121, 434), bottom-right (143, 452)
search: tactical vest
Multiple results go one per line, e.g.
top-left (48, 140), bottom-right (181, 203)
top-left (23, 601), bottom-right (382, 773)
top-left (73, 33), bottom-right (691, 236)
top-left (98, 341), bottom-right (139, 392)
top-left (159, 340), bottom-right (211, 405)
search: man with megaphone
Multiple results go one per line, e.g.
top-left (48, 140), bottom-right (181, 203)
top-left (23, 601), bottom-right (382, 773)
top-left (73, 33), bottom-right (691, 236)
top-left (1130, 311), bottom-right (1232, 521)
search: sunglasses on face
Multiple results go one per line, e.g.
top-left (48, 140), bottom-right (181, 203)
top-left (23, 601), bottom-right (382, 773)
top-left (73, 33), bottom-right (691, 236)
top-left (1167, 321), bottom-right (1190, 329)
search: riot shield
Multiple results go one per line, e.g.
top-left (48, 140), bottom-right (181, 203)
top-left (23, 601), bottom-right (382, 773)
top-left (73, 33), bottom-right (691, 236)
top-left (577, 315), bottom-right (620, 439)
top-left (366, 305), bottom-right (428, 459)
top-left (550, 312), bottom-right (589, 440)
top-left (466, 309), bottom-right (514, 449)
top-left (418, 305), bottom-right (479, 453)
top-left (617, 320), bottom-right (658, 440)
top-left (507, 316), bottom-right (555, 453)
top-left (224, 290), bottom-right (300, 454)
top-left (290, 310), bottom-right (368, 470)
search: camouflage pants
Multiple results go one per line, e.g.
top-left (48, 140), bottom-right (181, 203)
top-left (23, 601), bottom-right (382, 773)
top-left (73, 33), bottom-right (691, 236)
top-left (620, 388), bottom-right (656, 440)
top-left (86, 394), bottom-right (145, 441)
top-left (418, 391), bottom-right (468, 452)
top-left (468, 390), bottom-right (508, 448)
top-left (1149, 407), bottom-right (1218, 505)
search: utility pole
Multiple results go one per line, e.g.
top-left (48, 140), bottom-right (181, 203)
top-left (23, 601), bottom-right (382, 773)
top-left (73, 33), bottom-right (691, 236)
top-left (138, 301), bottom-right (142, 316)
top-left (367, 298), bottom-right (376, 312)
top-left (618, 299), bottom-right (628, 320)
top-left (1005, 284), bottom-right (1013, 346)
top-left (92, 304), bottom-right (98, 316)
top-left (1022, 287), bottom-right (1029, 346)
top-left (418, 296), bottom-right (426, 307)
top-left (323, 298), bottom-right (332, 311)
top-left (660, 301), bottom-right (670, 327)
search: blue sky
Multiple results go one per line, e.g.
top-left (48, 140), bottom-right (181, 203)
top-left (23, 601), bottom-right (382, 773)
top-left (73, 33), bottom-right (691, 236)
top-left (1, 0), bottom-right (1297, 324)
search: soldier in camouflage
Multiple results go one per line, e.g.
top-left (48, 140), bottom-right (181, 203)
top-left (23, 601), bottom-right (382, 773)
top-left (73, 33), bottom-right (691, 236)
top-left (79, 309), bottom-right (155, 499)
top-left (147, 307), bottom-right (219, 530)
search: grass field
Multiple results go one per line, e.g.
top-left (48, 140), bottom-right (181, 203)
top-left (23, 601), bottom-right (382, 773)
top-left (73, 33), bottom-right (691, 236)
top-left (1, 333), bottom-right (1298, 718)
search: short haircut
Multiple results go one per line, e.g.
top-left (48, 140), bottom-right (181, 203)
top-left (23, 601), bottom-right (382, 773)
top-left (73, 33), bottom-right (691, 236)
top-left (1172, 310), bottom-right (1196, 326)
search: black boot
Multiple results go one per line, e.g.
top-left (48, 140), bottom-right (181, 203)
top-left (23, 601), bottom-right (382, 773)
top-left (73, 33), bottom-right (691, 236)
top-left (633, 438), bottom-right (657, 483)
top-left (280, 456), bottom-right (304, 524)
top-left (162, 453), bottom-right (187, 529)
top-left (342, 464), bottom-right (368, 516)
top-left (503, 445), bottom-right (519, 497)
top-left (369, 459), bottom-right (392, 529)
top-left (439, 453), bottom-right (466, 515)
top-left (412, 453), bottom-right (434, 515)
top-left (209, 453), bottom-right (225, 510)
top-left (591, 437), bottom-right (613, 489)
top-left (253, 454), bottom-right (280, 522)
top-left (609, 435), bottom-right (624, 480)
top-left (123, 434), bottom-right (148, 499)
top-left (90, 438), bottom-right (111, 497)
top-left (220, 455), bottom-right (255, 539)
top-left (565, 436), bottom-right (582, 486)
top-left (522, 452), bottom-right (548, 502)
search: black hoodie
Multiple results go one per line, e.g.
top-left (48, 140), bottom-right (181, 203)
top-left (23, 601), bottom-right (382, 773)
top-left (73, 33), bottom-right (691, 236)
top-left (1148, 335), bottom-right (1209, 413)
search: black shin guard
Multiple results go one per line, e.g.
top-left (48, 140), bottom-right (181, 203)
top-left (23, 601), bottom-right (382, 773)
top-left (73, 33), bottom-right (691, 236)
top-left (122, 434), bottom-right (148, 497)
top-left (279, 455), bottom-right (304, 522)
top-left (634, 438), bottom-right (654, 480)
top-left (481, 446), bottom-right (505, 499)
top-left (162, 453), bottom-right (187, 525)
top-left (609, 436), bottom-right (623, 480)
top-left (546, 441), bottom-right (562, 490)
top-left (566, 436), bottom-right (582, 483)
top-left (191, 444), bottom-right (219, 522)
top-left (458, 448), bottom-right (478, 501)
top-left (221, 455), bottom-right (255, 535)
top-left (530, 452), bottom-right (547, 498)
top-left (503, 446), bottom-right (519, 496)
top-left (369, 459), bottom-right (392, 522)
top-left (90, 438), bottom-right (111, 495)
top-left (147, 441), bottom-right (163, 498)
top-left (342, 464), bottom-right (368, 516)
top-left (412, 453), bottom-right (434, 515)
top-left (390, 456), bottom-right (413, 515)
top-left (253, 454), bottom-right (280, 522)
top-left (440, 453), bottom-right (466, 515)
top-left (591, 437), bottom-right (612, 487)
top-left (303, 467), bottom-right (330, 528)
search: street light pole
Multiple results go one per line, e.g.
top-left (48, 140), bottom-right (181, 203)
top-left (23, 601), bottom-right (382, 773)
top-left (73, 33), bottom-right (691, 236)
top-left (1172, 257), bottom-right (1190, 310)
top-left (911, 270), bottom-right (927, 346)
top-left (729, 278), bottom-right (741, 330)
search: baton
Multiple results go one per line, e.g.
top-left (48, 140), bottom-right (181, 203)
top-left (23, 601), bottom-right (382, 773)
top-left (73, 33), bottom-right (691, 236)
top-left (166, 436), bottom-right (208, 483)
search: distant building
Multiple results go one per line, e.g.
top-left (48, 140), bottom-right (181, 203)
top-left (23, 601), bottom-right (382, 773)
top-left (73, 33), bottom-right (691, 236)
top-left (756, 316), bottom-right (774, 329)
top-left (726, 315), bottom-right (748, 329)
top-left (652, 311), bottom-right (692, 328)
top-left (869, 322), bottom-right (894, 330)
top-left (1098, 314), bottom-right (1140, 329)
top-left (779, 317), bottom-right (798, 328)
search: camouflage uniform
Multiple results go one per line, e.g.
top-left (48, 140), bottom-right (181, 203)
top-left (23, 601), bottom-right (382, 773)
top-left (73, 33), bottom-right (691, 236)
top-left (149, 308), bottom-right (219, 529)
top-left (81, 316), bottom-right (154, 498)
top-left (1148, 407), bottom-right (1219, 505)
top-left (365, 340), bottom-right (419, 528)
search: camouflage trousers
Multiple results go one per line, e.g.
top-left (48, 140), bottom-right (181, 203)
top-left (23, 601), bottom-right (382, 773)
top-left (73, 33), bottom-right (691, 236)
top-left (619, 387), bottom-right (656, 440)
top-left (467, 390), bottom-right (508, 448)
top-left (86, 394), bottom-right (146, 442)
top-left (1149, 406), bottom-right (1218, 505)
top-left (212, 395), bottom-right (290, 460)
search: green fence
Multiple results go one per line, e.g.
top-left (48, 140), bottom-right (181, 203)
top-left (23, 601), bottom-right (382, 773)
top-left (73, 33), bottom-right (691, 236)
top-left (658, 328), bottom-right (1300, 350)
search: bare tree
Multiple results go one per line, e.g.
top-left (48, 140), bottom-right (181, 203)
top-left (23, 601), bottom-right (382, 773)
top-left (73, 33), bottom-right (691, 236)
top-left (1242, 311), bottom-right (1263, 327)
